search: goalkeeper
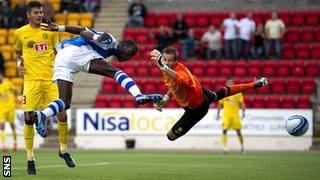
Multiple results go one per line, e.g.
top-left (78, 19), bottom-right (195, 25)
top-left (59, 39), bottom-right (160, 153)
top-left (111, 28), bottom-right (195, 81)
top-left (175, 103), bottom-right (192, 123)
top-left (150, 46), bottom-right (268, 141)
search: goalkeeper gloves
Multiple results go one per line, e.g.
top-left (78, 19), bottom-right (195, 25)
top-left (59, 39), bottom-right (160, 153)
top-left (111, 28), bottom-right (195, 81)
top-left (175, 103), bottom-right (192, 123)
top-left (154, 94), bottom-right (170, 112)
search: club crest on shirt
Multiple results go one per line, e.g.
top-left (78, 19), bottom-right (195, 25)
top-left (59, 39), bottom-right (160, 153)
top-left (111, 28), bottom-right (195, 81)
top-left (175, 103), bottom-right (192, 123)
top-left (42, 33), bottom-right (48, 39)
top-left (27, 41), bottom-right (36, 48)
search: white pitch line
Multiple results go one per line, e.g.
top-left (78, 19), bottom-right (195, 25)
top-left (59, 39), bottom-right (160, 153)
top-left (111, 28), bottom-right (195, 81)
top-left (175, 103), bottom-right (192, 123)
top-left (12, 162), bottom-right (109, 170)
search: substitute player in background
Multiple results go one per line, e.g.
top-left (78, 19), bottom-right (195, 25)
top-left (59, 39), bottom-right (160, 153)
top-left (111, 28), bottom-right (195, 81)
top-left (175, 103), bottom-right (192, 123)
top-left (150, 46), bottom-right (268, 141)
top-left (13, 1), bottom-right (74, 175)
top-left (217, 78), bottom-right (245, 154)
top-left (0, 72), bottom-right (18, 152)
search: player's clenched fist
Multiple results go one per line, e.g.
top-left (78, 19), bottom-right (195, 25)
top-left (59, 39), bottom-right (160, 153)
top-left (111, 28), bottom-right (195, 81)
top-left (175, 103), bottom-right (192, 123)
top-left (150, 49), bottom-right (161, 61)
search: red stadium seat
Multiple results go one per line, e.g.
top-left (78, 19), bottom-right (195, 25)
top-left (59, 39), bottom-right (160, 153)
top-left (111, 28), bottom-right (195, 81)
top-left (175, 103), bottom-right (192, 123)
top-left (271, 78), bottom-right (285, 94)
top-left (206, 61), bottom-right (219, 76)
top-left (310, 43), bottom-right (320, 59)
top-left (219, 61), bottom-right (233, 77)
top-left (196, 11), bottom-right (210, 28)
top-left (296, 96), bottom-right (311, 109)
top-left (184, 11), bottom-right (197, 27)
top-left (282, 44), bottom-right (295, 59)
top-left (250, 96), bottom-right (265, 108)
top-left (281, 96), bottom-right (296, 109)
top-left (286, 28), bottom-right (300, 43)
top-left (306, 10), bottom-right (319, 26)
top-left (276, 61), bottom-right (290, 76)
top-left (292, 10), bottom-right (305, 26)
top-left (95, 95), bottom-right (108, 107)
top-left (295, 44), bottom-right (310, 59)
top-left (301, 28), bottom-right (314, 43)
top-left (305, 60), bottom-right (319, 76)
top-left (316, 28), bottom-right (320, 42)
top-left (145, 12), bottom-right (156, 27)
top-left (201, 78), bottom-right (214, 90)
top-left (266, 96), bottom-right (281, 109)
top-left (301, 78), bottom-right (315, 94)
top-left (213, 77), bottom-right (226, 91)
top-left (122, 96), bottom-right (136, 108)
top-left (247, 60), bottom-right (262, 77)
top-left (166, 99), bottom-right (178, 108)
top-left (291, 60), bottom-right (305, 76)
top-left (286, 78), bottom-right (301, 94)
top-left (233, 61), bottom-right (247, 77)
top-left (262, 61), bottom-right (276, 77)
top-left (102, 79), bottom-right (116, 94)
top-left (278, 10), bottom-right (292, 26)
top-left (108, 95), bottom-right (122, 108)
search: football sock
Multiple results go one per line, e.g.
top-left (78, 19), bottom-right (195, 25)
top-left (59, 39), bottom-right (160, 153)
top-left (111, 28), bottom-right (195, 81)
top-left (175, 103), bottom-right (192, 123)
top-left (42, 99), bottom-right (66, 118)
top-left (0, 130), bottom-right (7, 147)
top-left (215, 82), bottom-right (254, 101)
top-left (114, 70), bottom-right (142, 98)
top-left (238, 134), bottom-right (244, 146)
top-left (222, 134), bottom-right (228, 150)
top-left (57, 121), bottom-right (68, 152)
top-left (24, 124), bottom-right (35, 160)
top-left (12, 126), bottom-right (17, 142)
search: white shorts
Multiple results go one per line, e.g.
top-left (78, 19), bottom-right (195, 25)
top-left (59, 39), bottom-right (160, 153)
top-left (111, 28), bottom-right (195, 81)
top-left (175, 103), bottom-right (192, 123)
top-left (53, 45), bottom-right (103, 83)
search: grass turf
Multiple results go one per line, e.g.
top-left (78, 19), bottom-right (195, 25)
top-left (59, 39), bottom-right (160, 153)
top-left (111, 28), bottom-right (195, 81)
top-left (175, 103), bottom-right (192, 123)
top-left (3, 150), bottom-right (320, 180)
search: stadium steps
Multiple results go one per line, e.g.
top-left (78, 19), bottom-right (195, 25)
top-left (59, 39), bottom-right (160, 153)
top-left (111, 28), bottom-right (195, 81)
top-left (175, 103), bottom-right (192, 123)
top-left (94, 0), bottom-right (127, 40)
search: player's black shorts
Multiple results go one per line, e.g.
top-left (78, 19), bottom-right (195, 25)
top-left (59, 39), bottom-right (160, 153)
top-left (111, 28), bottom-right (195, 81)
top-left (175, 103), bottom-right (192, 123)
top-left (171, 87), bottom-right (215, 138)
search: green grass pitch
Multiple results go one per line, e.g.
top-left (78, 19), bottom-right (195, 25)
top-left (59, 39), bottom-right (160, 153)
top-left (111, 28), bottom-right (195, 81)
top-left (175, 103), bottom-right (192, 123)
top-left (4, 150), bottom-right (320, 180)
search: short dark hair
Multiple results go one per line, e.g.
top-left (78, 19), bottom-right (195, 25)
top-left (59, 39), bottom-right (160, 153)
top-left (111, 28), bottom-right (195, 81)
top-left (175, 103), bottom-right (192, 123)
top-left (162, 46), bottom-right (179, 60)
top-left (27, 1), bottom-right (43, 12)
top-left (116, 40), bottom-right (138, 61)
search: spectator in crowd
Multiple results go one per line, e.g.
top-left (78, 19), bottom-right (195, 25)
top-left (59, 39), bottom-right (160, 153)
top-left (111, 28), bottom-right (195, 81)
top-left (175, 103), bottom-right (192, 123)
top-left (222, 12), bottom-right (240, 60)
top-left (84, 0), bottom-right (101, 16)
top-left (69, 0), bottom-right (85, 13)
top-left (126, 0), bottom-right (147, 27)
top-left (150, 26), bottom-right (173, 52)
top-left (0, 52), bottom-right (4, 74)
top-left (181, 29), bottom-right (197, 60)
top-left (251, 23), bottom-right (266, 59)
top-left (238, 12), bottom-right (255, 60)
top-left (201, 25), bottom-right (222, 60)
top-left (0, 0), bottom-right (13, 28)
top-left (60, 0), bottom-right (72, 13)
top-left (11, 0), bottom-right (28, 28)
top-left (172, 13), bottom-right (188, 42)
top-left (42, 0), bottom-right (55, 20)
top-left (265, 11), bottom-right (285, 59)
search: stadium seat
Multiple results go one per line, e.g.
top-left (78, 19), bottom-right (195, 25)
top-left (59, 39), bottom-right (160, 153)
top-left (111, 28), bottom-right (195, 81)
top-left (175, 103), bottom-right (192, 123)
top-left (4, 61), bottom-right (17, 77)
top-left (80, 13), bottom-right (94, 28)
top-left (310, 43), bottom-right (320, 59)
top-left (247, 60), bottom-right (262, 77)
top-left (108, 95), bottom-right (122, 107)
top-left (301, 78), bottom-right (315, 94)
top-left (250, 96), bottom-right (265, 108)
top-left (51, 0), bottom-right (61, 12)
top-left (266, 96), bottom-right (281, 109)
top-left (7, 29), bottom-right (16, 45)
top-left (282, 44), bottom-right (295, 59)
top-left (281, 96), bottom-right (296, 109)
top-left (67, 13), bottom-right (80, 25)
top-left (166, 99), bottom-right (178, 108)
top-left (0, 45), bottom-right (13, 61)
top-left (143, 79), bottom-right (158, 92)
top-left (213, 77), bottom-right (226, 91)
top-left (276, 61), bottom-right (290, 76)
top-left (296, 96), bottom-right (310, 109)
top-left (301, 28), bottom-right (314, 43)
top-left (95, 95), bottom-right (108, 107)
top-left (210, 11), bottom-right (223, 27)
top-left (0, 29), bottom-right (7, 45)
top-left (291, 60), bottom-right (305, 76)
top-left (102, 78), bottom-right (116, 94)
top-left (122, 96), bottom-right (136, 108)
top-left (184, 11), bottom-right (197, 28)
top-left (278, 10), bottom-right (292, 26)
top-left (316, 28), bottom-right (320, 42)
top-left (305, 60), bottom-right (319, 76)
top-left (262, 61), bottom-right (276, 77)
top-left (286, 28), bottom-right (300, 43)
top-left (306, 10), bottom-right (319, 26)
top-left (233, 61), bottom-right (247, 77)
top-left (156, 12), bottom-right (170, 26)
top-left (206, 61), bottom-right (219, 76)
top-left (286, 78), bottom-right (301, 94)
top-left (219, 61), bottom-right (233, 77)
top-left (196, 11), bottom-right (209, 28)
top-left (271, 78), bottom-right (285, 94)
top-left (201, 78), bottom-right (214, 90)
top-left (295, 44), bottom-right (310, 59)
top-left (135, 34), bottom-right (149, 45)
top-left (145, 12), bottom-right (156, 27)
top-left (54, 13), bottom-right (66, 25)
top-left (291, 10), bottom-right (305, 26)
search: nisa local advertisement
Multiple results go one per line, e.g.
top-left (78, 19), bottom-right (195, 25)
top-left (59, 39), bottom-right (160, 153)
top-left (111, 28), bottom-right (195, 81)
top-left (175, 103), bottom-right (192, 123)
top-left (76, 109), bottom-right (184, 134)
top-left (76, 108), bottom-right (313, 136)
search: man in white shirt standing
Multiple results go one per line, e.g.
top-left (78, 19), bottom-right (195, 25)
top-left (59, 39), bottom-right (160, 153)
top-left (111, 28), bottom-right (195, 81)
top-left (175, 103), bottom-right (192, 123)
top-left (222, 12), bottom-right (240, 60)
top-left (239, 12), bottom-right (255, 60)
top-left (265, 11), bottom-right (285, 59)
top-left (201, 25), bottom-right (222, 59)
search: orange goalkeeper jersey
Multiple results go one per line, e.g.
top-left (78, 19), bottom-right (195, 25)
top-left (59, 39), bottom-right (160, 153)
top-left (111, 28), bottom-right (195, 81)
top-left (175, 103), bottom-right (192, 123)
top-left (162, 62), bottom-right (203, 109)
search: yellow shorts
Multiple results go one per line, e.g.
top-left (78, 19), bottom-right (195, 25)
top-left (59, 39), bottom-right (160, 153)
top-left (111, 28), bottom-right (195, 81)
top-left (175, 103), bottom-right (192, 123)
top-left (222, 116), bottom-right (241, 130)
top-left (22, 80), bottom-right (58, 111)
top-left (0, 108), bottom-right (15, 123)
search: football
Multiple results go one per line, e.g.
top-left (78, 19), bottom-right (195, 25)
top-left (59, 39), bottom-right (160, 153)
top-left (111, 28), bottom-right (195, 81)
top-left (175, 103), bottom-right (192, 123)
top-left (285, 115), bottom-right (309, 136)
